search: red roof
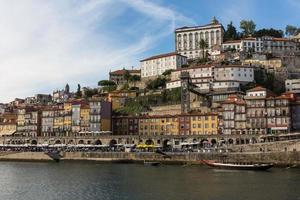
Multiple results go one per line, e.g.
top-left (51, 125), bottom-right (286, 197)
top-left (110, 69), bottom-right (140, 75)
top-left (223, 40), bottom-right (241, 44)
top-left (246, 86), bottom-right (276, 97)
top-left (140, 52), bottom-right (186, 62)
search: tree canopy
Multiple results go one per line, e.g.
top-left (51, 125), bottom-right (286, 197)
top-left (98, 80), bottom-right (116, 87)
top-left (285, 25), bottom-right (298, 36)
top-left (98, 80), bottom-right (117, 92)
top-left (254, 28), bottom-right (284, 38)
top-left (146, 77), bottom-right (167, 90)
top-left (240, 20), bottom-right (256, 36)
top-left (224, 21), bottom-right (239, 41)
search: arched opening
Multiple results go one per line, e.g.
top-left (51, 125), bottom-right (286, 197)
top-left (68, 140), bottom-right (74, 145)
top-left (245, 139), bottom-right (250, 144)
top-left (94, 140), bottom-right (102, 145)
top-left (241, 139), bottom-right (245, 144)
top-left (109, 139), bottom-right (117, 147)
top-left (31, 140), bottom-right (37, 145)
top-left (145, 139), bottom-right (154, 145)
top-left (87, 140), bottom-right (91, 145)
top-left (200, 139), bottom-right (209, 148)
top-left (78, 140), bottom-right (84, 145)
top-left (228, 138), bottom-right (234, 145)
top-left (193, 138), bottom-right (197, 143)
top-left (163, 139), bottom-right (172, 151)
top-left (211, 139), bottom-right (217, 146)
top-left (157, 139), bottom-right (161, 144)
top-left (251, 137), bottom-right (257, 144)
top-left (55, 140), bottom-right (61, 144)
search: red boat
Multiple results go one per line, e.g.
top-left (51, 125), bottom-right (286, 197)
top-left (202, 160), bottom-right (273, 171)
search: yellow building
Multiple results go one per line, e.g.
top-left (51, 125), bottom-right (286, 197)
top-left (139, 115), bottom-right (179, 136)
top-left (189, 113), bottom-right (218, 135)
top-left (63, 101), bottom-right (72, 134)
top-left (53, 108), bottom-right (64, 136)
top-left (80, 104), bottom-right (90, 132)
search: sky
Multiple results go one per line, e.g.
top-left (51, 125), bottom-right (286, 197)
top-left (0, 0), bottom-right (300, 103)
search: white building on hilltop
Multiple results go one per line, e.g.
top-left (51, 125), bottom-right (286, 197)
top-left (175, 17), bottom-right (224, 60)
top-left (222, 37), bottom-right (263, 53)
top-left (140, 52), bottom-right (187, 79)
top-left (166, 64), bottom-right (254, 92)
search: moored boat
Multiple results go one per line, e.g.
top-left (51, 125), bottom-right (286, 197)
top-left (202, 160), bottom-right (273, 171)
top-left (144, 160), bottom-right (161, 166)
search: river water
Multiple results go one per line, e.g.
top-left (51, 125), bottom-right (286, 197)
top-left (0, 161), bottom-right (299, 200)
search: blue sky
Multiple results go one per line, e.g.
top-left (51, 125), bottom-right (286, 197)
top-left (0, 0), bottom-right (299, 102)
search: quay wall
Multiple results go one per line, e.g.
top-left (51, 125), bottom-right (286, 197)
top-left (0, 151), bottom-right (299, 166)
top-left (62, 152), bottom-right (300, 166)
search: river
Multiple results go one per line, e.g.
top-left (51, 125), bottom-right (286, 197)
top-left (0, 161), bottom-right (299, 200)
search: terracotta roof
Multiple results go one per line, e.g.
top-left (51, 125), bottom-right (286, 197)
top-left (272, 37), bottom-right (293, 42)
top-left (243, 37), bottom-right (257, 40)
top-left (246, 86), bottom-right (276, 97)
top-left (110, 69), bottom-right (140, 75)
top-left (247, 86), bottom-right (266, 92)
top-left (222, 95), bottom-right (245, 105)
top-left (223, 40), bottom-right (241, 44)
top-left (140, 52), bottom-right (186, 62)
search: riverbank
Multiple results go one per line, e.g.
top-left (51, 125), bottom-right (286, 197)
top-left (0, 151), bottom-right (299, 167)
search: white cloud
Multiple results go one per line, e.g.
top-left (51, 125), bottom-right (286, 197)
top-left (0, 0), bottom-right (193, 103)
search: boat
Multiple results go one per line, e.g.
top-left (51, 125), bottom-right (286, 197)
top-left (144, 160), bottom-right (161, 166)
top-left (44, 150), bottom-right (62, 162)
top-left (202, 160), bottom-right (273, 171)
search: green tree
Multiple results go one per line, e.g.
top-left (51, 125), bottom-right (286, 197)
top-left (285, 25), bottom-right (298, 36)
top-left (146, 77), bottom-right (167, 90)
top-left (224, 21), bottom-right (239, 41)
top-left (254, 28), bottom-right (284, 38)
top-left (162, 69), bottom-right (173, 76)
top-left (123, 70), bottom-right (131, 83)
top-left (65, 83), bottom-right (70, 93)
top-left (84, 88), bottom-right (98, 98)
top-left (98, 80), bottom-right (117, 92)
top-left (98, 80), bottom-right (116, 87)
top-left (240, 20), bottom-right (256, 36)
top-left (76, 84), bottom-right (82, 98)
top-left (198, 39), bottom-right (208, 59)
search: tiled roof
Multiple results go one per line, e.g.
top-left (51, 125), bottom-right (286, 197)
top-left (223, 40), bottom-right (241, 44)
top-left (272, 37), bottom-right (292, 42)
top-left (140, 52), bottom-right (186, 62)
top-left (110, 69), bottom-right (140, 75)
